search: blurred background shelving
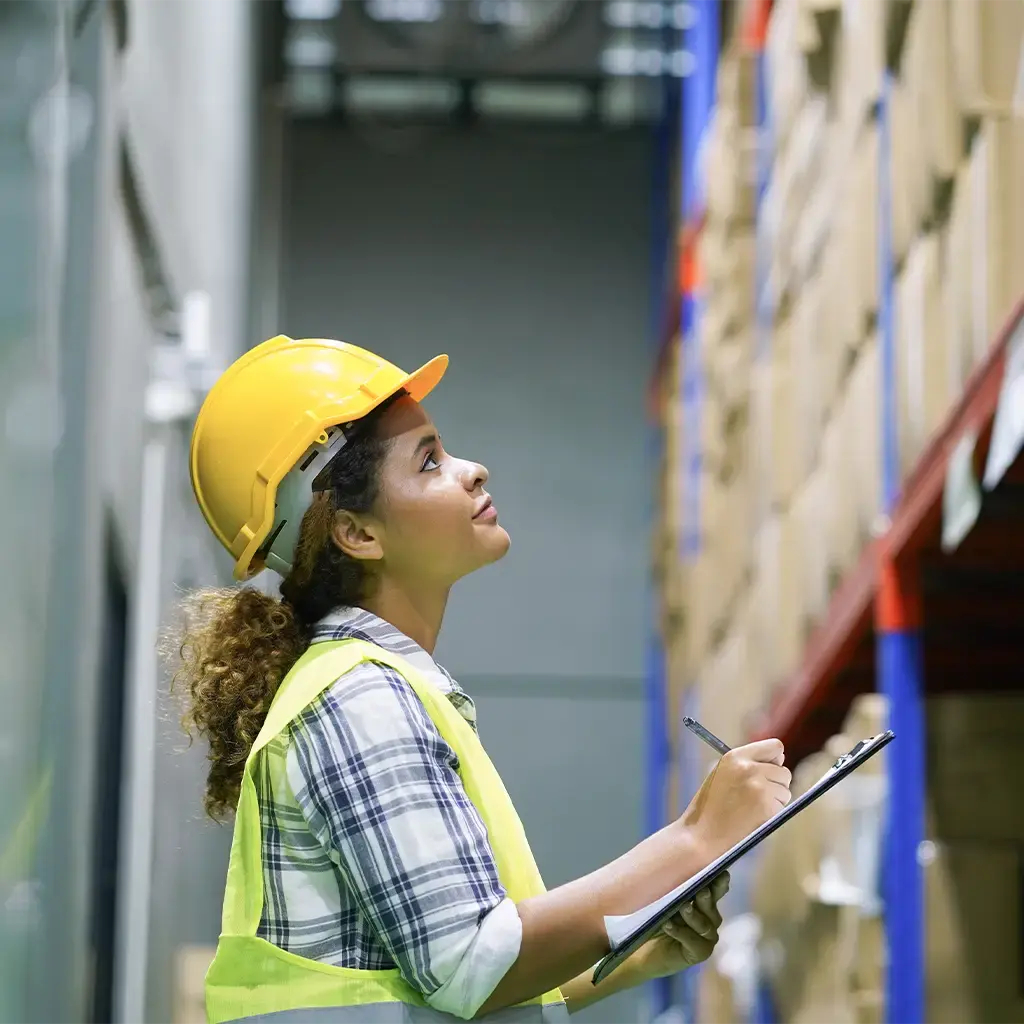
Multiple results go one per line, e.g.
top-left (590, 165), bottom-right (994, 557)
top-left (649, 1), bottom-right (1024, 1021)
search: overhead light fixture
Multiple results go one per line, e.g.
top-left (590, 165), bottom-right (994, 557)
top-left (364, 0), bottom-right (443, 23)
top-left (284, 0), bottom-right (342, 19)
top-left (601, 44), bottom-right (694, 77)
top-left (285, 21), bottom-right (337, 67)
top-left (286, 68), bottom-right (336, 114)
top-left (603, 1), bottom-right (693, 31)
top-left (474, 80), bottom-right (591, 120)
top-left (472, 0), bottom-right (530, 26)
top-left (342, 76), bottom-right (460, 115)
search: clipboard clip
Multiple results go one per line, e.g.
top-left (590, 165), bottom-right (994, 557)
top-left (831, 736), bottom-right (875, 771)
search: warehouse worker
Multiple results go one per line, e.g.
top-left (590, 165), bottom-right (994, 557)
top-left (173, 335), bottom-right (793, 1023)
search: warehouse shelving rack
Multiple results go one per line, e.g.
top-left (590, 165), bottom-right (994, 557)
top-left (649, 1), bottom-right (1024, 1021)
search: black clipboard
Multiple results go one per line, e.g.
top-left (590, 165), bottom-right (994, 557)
top-left (592, 730), bottom-right (894, 986)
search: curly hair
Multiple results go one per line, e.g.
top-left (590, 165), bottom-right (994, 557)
top-left (165, 394), bottom-right (402, 820)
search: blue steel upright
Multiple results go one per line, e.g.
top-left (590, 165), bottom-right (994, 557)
top-left (677, 3), bottom-right (719, 1020)
top-left (877, 70), bottom-right (926, 1024)
top-left (751, 39), bottom-right (777, 1024)
top-left (644, 51), bottom-right (680, 1024)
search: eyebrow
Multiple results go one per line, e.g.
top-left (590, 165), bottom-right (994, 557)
top-left (414, 433), bottom-right (439, 455)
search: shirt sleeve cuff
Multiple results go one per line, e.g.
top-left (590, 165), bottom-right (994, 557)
top-left (424, 897), bottom-right (523, 1020)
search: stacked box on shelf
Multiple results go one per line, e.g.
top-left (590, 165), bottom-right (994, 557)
top-left (896, 0), bottom-right (1024, 481)
top-left (680, 43), bottom-right (760, 745)
top-left (950, 0), bottom-right (1024, 117)
top-left (751, 698), bottom-right (887, 1023)
top-left (750, 0), bottom-right (867, 708)
top-left (752, 691), bottom-right (1024, 1024)
top-left (947, 117), bottom-right (1024, 388)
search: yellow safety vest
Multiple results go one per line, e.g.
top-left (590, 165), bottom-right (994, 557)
top-left (205, 639), bottom-right (567, 1023)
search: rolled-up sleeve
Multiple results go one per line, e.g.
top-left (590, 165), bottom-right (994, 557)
top-left (286, 661), bottom-right (521, 1018)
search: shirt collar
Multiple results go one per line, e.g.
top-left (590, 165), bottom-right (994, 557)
top-left (310, 606), bottom-right (460, 696)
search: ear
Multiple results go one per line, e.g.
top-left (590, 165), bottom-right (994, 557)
top-left (331, 510), bottom-right (384, 562)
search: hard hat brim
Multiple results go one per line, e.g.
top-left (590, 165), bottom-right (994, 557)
top-left (400, 353), bottom-right (448, 405)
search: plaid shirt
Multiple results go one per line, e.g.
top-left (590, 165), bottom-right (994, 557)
top-left (254, 607), bottom-right (521, 1017)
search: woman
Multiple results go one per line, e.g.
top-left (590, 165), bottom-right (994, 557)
top-left (172, 335), bottom-right (792, 1023)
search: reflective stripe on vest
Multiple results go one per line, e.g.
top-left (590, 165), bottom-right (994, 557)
top-left (205, 639), bottom-right (566, 1024)
top-left (214, 1000), bottom-right (569, 1023)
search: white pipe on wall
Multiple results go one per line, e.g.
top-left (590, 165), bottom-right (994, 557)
top-left (113, 435), bottom-right (168, 1024)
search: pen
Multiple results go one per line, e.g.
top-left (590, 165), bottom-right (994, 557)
top-left (681, 716), bottom-right (731, 756)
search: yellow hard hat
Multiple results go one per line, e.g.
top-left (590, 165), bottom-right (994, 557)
top-left (190, 334), bottom-right (448, 580)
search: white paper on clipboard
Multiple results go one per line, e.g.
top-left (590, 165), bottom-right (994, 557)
top-left (593, 731), bottom-right (894, 986)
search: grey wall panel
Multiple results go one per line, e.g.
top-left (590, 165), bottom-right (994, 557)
top-left (282, 121), bottom-right (654, 682)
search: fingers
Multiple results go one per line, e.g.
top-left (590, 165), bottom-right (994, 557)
top-left (665, 927), bottom-right (715, 964)
top-left (763, 763), bottom-right (794, 808)
top-left (679, 899), bottom-right (717, 939)
top-left (664, 903), bottom-right (719, 965)
top-left (694, 886), bottom-right (722, 929)
top-left (711, 871), bottom-right (730, 902)
top-left (763, 764), bottom-right (793, 789)
top-left (738, 738), bottom-right (786, 766)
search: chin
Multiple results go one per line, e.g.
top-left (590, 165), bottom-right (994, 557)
top-left (481, 524), bottom-right (511, 563)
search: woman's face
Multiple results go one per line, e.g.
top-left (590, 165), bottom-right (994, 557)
top-left (370, 395), bottom-right (510, 587)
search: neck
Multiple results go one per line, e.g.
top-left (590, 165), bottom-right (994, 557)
top-left (360, 577), bottom-right (449, 655)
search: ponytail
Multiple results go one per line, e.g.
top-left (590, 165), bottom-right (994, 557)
top-left (166, 587), bottom-right (306, 820)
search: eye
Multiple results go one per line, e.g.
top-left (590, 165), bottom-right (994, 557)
top-left (421, 449), bottom-right (441, 472)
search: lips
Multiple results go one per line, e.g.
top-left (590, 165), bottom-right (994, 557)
top-left (473, 495), bottom-right (494, 519)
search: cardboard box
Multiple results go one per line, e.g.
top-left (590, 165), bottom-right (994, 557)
top-left (792, 275), bottom-right (824, 480)
top-left (700, 227), bottom-right (757, 342)
top-left (889, 76), bottom-right (929, 261)
top-left (767, 318), bottom-right (802, 509)
top-left (928, 694), bottom-right (1024, 843)
top-left (842, 693), bottom-right (888, 740)
top-left (704, 105), bottom-right (758, 227)
top-left (928, 843), bottom-right (1024, 1024)
top-left (847, 331), bottom-right (881, 545)
top-left (795, 464), bottom-right (830, 633)
top-left (790, 96), bottom-right (831, 287)
top-left (944, 162), bottom-right (974, 396)
top-left (708, 326), bottom-right (754, 417)
top-left (838, 0), bottom-right (884, 128)
top-left (852, 119), bottom-right (880, 330)
top-left (818, 235), bottom-right (855, 413)
top-left (904, 0), bottom-right (962, 183)
top-left (950, 0), bottom-right (1024, 115)
top-left (967, 116), bottom-right (1024, 371)
top-left (751, 510), bottom-right (803, 689)
top-left (718, 45), bottom-right (759, 130)
top-left (896, 231), bottom-right (953, 478)
top-left (822, 399), bottom-right (860, 582)
top-left (766, 0), bottom-right (812, 153)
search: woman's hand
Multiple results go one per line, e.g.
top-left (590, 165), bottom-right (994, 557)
top-left (628, 872), bottom-right (729, 981)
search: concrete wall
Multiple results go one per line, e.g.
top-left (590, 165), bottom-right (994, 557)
top-left (0, 2), bottom-right (256, 1020)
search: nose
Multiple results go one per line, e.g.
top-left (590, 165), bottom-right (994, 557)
top-left (460, 459), bottom-right (488, 492)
